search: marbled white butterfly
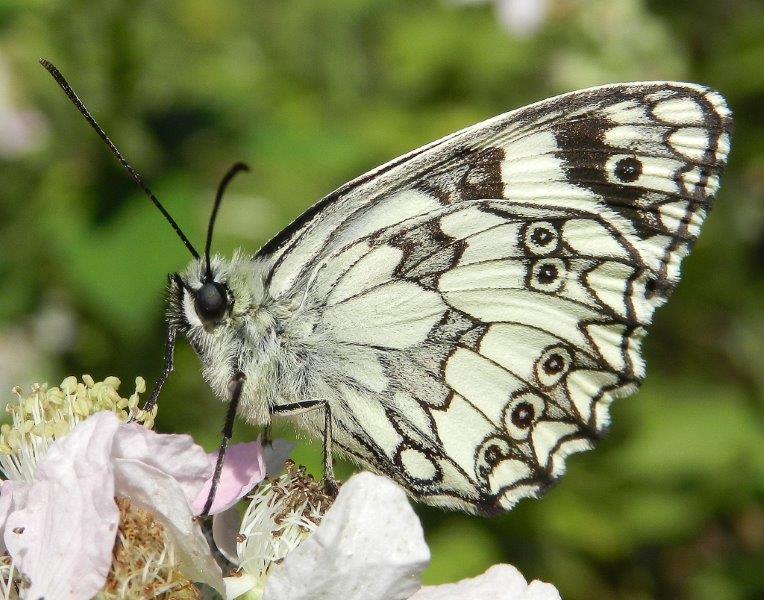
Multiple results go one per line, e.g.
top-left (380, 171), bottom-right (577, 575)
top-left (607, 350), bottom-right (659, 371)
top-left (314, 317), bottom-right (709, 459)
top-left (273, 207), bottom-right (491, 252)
top-left (42, 60), bottom-right (731, 515)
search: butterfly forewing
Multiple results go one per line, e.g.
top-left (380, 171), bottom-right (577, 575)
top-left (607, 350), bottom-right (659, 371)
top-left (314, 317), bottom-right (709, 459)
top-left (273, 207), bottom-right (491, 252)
top-left (258, 82), bottom-right (731, 514)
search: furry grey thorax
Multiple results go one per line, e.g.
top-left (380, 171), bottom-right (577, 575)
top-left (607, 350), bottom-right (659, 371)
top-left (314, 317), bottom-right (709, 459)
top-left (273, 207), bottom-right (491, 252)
top-left (167, 251), bottom-right (321, 431)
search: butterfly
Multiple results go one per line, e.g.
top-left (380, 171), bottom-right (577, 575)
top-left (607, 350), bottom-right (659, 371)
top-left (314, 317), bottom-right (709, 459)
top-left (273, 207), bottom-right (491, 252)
top-left (42, 61), bottom-right (732, 516)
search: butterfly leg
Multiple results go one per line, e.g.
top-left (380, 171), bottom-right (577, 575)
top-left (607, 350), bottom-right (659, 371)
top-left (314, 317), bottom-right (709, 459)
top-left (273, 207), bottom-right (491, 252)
top-left (200, 371), bottom-right (246, 517)
top-left (141, 323), bottom-right (177, 415)
top-left (271, 399), bottom-right (338, 496)
top-left (261, 424), bottom-right (272, 447)
top-left (322, 403), bottom-right (338, 497)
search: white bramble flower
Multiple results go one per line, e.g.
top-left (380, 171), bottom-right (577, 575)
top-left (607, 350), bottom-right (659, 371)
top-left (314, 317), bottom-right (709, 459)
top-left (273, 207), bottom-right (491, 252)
top-left (237, 462), bottom-right (329, 580)
top-left (411, 564), bottom-right (561, 599)
top-left (219, 462), bottom-right (332, 599)
top-left (0, 376), bottom-right (266, 600)
top-left (218, 469), bottom-right (562, 600)
top-left (0, 497), bottom-right (200, 600)
top-left (0, 377), bottom-right (562, 600)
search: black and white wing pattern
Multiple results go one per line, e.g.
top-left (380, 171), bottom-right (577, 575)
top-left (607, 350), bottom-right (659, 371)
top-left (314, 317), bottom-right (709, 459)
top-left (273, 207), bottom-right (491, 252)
top-left (259, 82), bottom-right (732, 515)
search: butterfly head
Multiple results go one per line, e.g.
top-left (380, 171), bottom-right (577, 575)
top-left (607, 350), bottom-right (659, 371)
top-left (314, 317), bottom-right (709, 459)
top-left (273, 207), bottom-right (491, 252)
top-left (169, 252), bottom-right (264, 332)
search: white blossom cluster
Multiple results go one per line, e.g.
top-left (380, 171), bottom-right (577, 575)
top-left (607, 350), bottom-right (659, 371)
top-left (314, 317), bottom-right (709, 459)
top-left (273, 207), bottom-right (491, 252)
top-left (0, 377), bottom-right (561, 600)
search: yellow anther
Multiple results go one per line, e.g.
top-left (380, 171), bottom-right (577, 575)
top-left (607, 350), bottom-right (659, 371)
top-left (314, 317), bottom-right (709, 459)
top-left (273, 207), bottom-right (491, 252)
top-left (104, 376), bottom-right (121, 390)
top-left (61, 376), bottom-right (78, 395)
top-left (53, 420), bottom-right (70, 439)
top-left (47, 387), bottom-right (65, 405)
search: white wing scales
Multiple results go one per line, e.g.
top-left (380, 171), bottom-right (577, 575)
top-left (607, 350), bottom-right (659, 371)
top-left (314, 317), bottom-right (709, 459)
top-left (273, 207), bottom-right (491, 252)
top-left (260, 82), bottom-right (732, 514)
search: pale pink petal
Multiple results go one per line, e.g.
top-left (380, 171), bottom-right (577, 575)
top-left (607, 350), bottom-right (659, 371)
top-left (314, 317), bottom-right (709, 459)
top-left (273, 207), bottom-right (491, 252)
top-left (0, 480), bottom-right (23, 553)
top-left (113, 458), bottom-right (224, 594)
top-left (410, 564), bottom-right (561, 600)
top-left (113, 421), bottom-right (211, 504)
top-left (193, 440), bottom-right (265, 516)
top-left (5, 412), bottom-right (120, 600)
top-left (0, 479), bottom-right (28, 510)
top-left (212, 503), bottom-right (242, 565)
top-left (264, 472), bottom-right (430, 600)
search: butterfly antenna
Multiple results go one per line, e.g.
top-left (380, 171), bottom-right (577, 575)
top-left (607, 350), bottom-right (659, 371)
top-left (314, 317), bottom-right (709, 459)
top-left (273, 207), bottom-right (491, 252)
top-left (205, 162), bottom-right (249, 279)
top-left (39, 58), bottom-right (200, 259)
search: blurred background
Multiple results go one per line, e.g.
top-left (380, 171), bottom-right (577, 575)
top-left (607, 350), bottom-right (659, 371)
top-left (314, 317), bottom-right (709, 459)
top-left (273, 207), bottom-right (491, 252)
top-left (0, 0), bottom-right (762, 598)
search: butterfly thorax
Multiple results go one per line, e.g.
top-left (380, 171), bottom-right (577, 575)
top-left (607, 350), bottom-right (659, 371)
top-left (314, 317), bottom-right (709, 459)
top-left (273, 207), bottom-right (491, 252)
top-left (167, 252), bottom-right (316, 427)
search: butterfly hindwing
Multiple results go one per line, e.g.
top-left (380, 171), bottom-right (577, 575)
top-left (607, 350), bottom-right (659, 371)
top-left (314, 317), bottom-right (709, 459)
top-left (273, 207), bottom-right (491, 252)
top-left (260, 82), bottom-right (731, 514)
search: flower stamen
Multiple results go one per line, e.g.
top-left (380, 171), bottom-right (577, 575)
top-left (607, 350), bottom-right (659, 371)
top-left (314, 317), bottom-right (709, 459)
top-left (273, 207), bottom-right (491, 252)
top-left (0, 376), bottom-right (154, 482)
top-left (98, 498), bottom-right (198, 600)
top-left (236, 461), bottom-right (334, 584)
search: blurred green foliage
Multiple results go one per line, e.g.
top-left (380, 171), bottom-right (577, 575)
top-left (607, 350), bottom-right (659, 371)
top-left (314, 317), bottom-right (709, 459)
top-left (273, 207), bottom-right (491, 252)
top-left (1, 1), bottom-right (762, 598)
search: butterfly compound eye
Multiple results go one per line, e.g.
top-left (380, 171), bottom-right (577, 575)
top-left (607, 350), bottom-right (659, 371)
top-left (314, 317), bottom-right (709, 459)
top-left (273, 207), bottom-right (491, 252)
top-left (194, 281), bottom-right (228, 323)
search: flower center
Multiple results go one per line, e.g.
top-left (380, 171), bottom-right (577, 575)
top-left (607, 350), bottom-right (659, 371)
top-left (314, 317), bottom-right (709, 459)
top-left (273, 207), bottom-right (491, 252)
top-left (237, 461), bottom-right (335, 582)
top-left (100, 498), bottom-right (196, 600)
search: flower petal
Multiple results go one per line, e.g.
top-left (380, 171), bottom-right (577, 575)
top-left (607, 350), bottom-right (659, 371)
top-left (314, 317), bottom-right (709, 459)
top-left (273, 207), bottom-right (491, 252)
top-left (113, 458), bottom-right (225, 594)
top-left (212, 439), bottom-right (292, 568)
top-left (224, 573), bottom-right (260, 600)
top-left (264, 472), bottom-right (430, 600)
top-left (5, 411), bottom-right (120, 600)
top-left (410, 564), bottom-right (561, 600)
top-left (0, 480), bottom-right (22, 554)
top-left (113, 421), bottom-right (211, 504)
top-left (212, 503), bottom-right (242, 565)
top-left (193, 440), bottom-right (266, 516)
top-left (524, 580), bottom-right (563, 600)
